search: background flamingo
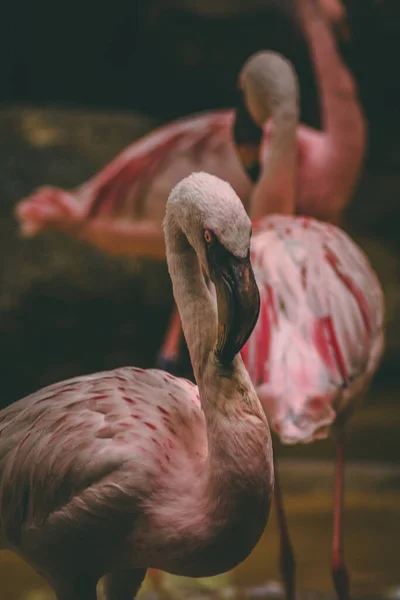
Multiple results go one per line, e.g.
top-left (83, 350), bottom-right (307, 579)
top-left (318, 0), bottom-right (350, 38)
top-left (234, 31), bottom-right (384, 600)
top-left (0, 172), bottom-right (272, 600)
top-left (15, 0), bottom-right (365, 374)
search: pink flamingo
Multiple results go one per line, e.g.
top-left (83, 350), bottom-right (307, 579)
top-left (0, 172), bottom-right (273, 600)
top-left (15, 0), bottom-right (365, 374)
top-left (235, 37), bottom-right (384, 600)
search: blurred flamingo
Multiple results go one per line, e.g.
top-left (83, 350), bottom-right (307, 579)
top-left (318, 0), bottom-right (350, 38)
top-left (0, 172), bottom-right (272, 600)
top-left (15, 0), bottom-right (365, 374)
top-left (234, 21), bottom-right (384, 600)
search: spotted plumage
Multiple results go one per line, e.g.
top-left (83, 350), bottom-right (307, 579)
top-left (0, 368), bottom-right (205, 546)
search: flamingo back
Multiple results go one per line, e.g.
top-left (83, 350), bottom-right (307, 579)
top-left (241, 215), bottom-right (385, 444)
top-left (0, 367), bottom-right (205, 547)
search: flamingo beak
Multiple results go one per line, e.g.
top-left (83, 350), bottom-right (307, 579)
top-left (232, 89), bottom-right (262, 184)
top-left (212, 250), bottom-right (260, 366)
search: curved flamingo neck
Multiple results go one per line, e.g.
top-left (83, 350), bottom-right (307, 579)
top-left (164, 218), bottom-right (216, 382)
top-left (163, 205), bottom-right (272, 506)
top-left (251, 107), bottom-right (298, 220)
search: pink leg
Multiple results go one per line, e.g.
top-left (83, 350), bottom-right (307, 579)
top-left (332, 442), bottom-right (350, 600)
top-left (274, 458), bottom-right (296, 600)
top-left (155, 305), bottom-right (183, 374)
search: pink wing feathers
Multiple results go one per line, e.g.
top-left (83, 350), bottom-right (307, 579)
top-left (0, 367), bottom-right (204, 544)
top-left (242, 215), bottom-right (384, 444)
top-left (15, 110), bottom-right (250, 252)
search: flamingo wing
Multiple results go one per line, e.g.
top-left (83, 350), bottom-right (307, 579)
top-left (0, 367), bottom-right (204, 545)
top-left (15, 111), bottom-right (250, 256)
top-left (242, 216), bottom-right (384, 444)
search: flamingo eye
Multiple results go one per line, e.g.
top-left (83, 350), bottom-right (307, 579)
top-left (204, 229), bottom-right (214, 244)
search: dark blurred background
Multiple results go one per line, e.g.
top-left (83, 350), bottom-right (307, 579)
top-left (1, 0), bottom-right (400, 134)
top-left (0, 0), bottom-right (399, 448)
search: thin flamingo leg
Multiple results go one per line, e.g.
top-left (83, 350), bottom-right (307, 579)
top-left (332, 441), bottom-right (350, 600)
top-left (274, 457), bottom-right (296, 600)
top-left (155, 305), bottom-right (183, 374)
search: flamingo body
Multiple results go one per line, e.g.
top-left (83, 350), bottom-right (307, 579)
top-left (0, 366), bottom-right (268, 578)
top-left (1, 172), bottom-right (273, 599)
top-left (242, 215), bottom-right (385, 444)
